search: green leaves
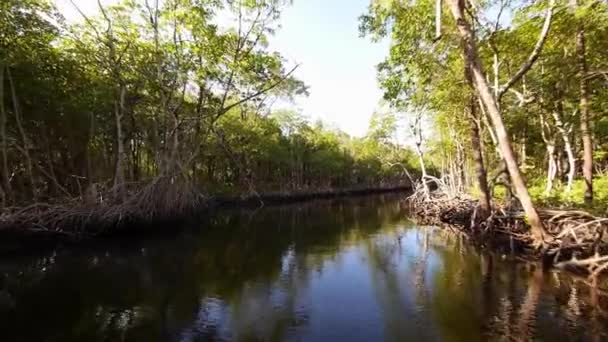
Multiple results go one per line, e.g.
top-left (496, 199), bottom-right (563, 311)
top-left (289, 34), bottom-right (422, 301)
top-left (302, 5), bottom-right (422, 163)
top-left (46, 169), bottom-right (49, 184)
top-left (0, 0), bottom-right (416, 200)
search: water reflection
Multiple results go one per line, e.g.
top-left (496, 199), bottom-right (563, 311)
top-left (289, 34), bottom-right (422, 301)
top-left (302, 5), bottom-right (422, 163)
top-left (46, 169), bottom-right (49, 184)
top-left (0, 195), bottom-right (607, 341)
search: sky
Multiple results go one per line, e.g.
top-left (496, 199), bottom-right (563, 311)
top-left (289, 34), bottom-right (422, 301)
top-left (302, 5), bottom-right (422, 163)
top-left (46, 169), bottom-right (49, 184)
top-left (55, 0), bottom-right (389, 137)
top-left (269, 0), bottom-right (390, 137)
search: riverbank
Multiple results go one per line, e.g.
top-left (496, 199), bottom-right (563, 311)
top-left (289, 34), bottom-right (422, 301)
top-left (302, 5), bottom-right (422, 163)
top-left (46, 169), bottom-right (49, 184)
top-left (0, 182), bottom-right (411, 250)
top-left (406, 188), bottom-right (608, 277)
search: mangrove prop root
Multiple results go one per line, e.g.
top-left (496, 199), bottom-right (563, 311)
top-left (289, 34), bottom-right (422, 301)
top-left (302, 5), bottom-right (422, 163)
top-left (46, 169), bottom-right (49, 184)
top-left (0, 182), bottom-right (410, 239)
top-left (406, 184), bottom-right (608, 278)
top-left (0, 176), bottom-right (208, 237)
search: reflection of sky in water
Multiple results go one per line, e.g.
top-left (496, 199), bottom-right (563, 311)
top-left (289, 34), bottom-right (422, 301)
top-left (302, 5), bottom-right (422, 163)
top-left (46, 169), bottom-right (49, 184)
top-left (307, 246), bottom-right (384, 342)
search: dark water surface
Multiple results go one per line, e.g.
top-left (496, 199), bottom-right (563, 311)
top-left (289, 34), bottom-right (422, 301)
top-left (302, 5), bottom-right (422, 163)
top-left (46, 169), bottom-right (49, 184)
top-left (1, 195), bottom-right (608, 341)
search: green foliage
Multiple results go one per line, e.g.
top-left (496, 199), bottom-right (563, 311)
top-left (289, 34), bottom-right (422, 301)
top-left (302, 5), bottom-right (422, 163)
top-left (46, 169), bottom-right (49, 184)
top-left (0, 0), bottom-right (416, 205)
top-left (200, 109), bottom-right (418, 194)
top-left (529, 176), bottom-right (608, 214)
top-left (361, 0), bottom-right (608, 209)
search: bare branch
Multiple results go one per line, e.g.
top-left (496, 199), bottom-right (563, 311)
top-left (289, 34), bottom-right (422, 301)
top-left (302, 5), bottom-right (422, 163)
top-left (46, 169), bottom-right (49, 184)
top-left (498, 0), bottom-right (555, 100)
top-left (68, 0), bottom-right (103, 41)
top-left (434, 0), bottom-right (442, 41)
top-left (217, 64), bottom-right (300, 120)
top-left (585, 70), bottom-right (608, 82)
top-left (509, 88), bottom-right (535, 106)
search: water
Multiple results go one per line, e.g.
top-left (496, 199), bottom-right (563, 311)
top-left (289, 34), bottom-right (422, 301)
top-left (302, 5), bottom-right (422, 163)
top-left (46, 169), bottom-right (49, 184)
top-left (1, 195), bottom-right (607, 341)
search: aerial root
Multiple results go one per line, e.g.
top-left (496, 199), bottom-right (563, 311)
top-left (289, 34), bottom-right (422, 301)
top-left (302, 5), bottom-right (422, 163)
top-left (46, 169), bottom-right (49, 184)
top-left (0, 176), bottom-right (207, 237)
top-left (406, 183), bottom-right (608, 277)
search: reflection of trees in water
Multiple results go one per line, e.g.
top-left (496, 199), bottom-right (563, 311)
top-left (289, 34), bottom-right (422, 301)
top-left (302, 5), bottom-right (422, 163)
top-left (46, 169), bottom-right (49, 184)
top-left (483, 264), bottom-right (544, 341)
top-left (515, 266), bottom-right (543, 340)
top-left (484, 264), bottom-right (608, 342)
top-left (365, 226), bottom-right (440, 341)
top-left (2, 197), bottom-right (608, 341)
top-left (0, 195), bottom-right (406, 341)
top-left (363, 226), bottom-right (608, 341)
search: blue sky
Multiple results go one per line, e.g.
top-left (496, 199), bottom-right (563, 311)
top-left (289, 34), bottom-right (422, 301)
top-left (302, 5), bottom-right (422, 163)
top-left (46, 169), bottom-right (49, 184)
top-left (269, 0), bottom-right (390, 137)
top-left (56, 0), bottom-right (389, 137)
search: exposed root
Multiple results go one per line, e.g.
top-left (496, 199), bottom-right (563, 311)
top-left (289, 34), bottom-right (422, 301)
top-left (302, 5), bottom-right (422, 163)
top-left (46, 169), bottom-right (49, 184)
top-left (0, 176), bottom-right (207, 238)
top-left (406, 183), bottom-right (608, 278)
top-left (0, 183), bottom-right (411, 241)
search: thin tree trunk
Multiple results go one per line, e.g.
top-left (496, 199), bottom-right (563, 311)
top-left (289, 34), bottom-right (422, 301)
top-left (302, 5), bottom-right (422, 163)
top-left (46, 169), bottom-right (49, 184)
top-left (551, 107), bottom-right (576, 192)
top-left (7, 67), bottom-right (36, 201)
top-left (520, 134), bottom-right (527, 168)
top-left (455, 133), bottom-right (466, 192)
top-left (469, 104), bottom-right (491, 218)
top-left (87, 112), bottom-right (95, 187)
top-left (0, 183), bottom-right (4, 209)
top-left (168, 111), bottom-right (179, 175)
top-left (0, 64), bottom-right (11, 203)
top-left (445, 0), bottom-right (548, 244)
top-left (545, 145), bottom-right (556, 195)
top-left (555, 148), bottom-right (563, 180)
top-left (412, 114), bottom-right (430, 198)
top-left (539, 111), bottom-right (556, 195)
top-left (564, 142), bottom-right (576, 191)
top-left (576, 23), bottom-right (593, 203)
top-left (415, 143), bottom-right (430, 198)
top-left (466, 59), bottom-right (491, 218)
top-left (114, 85), bottom-right (126, 200)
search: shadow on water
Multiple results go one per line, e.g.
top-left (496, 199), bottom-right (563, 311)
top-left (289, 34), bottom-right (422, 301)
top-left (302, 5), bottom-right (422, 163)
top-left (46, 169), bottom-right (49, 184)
top-left (1, 195), bottom-right (608, 341)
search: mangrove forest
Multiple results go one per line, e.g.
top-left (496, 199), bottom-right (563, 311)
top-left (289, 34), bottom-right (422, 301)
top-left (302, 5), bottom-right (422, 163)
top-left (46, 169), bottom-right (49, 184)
top-left (2, 0), bottom-right (608, 340)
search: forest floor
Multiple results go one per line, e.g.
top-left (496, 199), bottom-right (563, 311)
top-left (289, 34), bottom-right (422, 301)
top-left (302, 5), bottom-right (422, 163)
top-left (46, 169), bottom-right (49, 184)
top-left (406, 185), bottom-right (608, 278)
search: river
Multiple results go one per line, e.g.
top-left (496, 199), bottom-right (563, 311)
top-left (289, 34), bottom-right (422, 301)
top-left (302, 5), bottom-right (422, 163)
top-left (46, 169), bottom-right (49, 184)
top-left (0, 195), bottom-right (606, 341)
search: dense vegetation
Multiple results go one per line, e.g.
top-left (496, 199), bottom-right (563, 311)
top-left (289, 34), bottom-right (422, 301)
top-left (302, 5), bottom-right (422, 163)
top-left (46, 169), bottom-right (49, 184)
top-left (2, 0), bottom-right (608, 243)
top-left (361, 0), bottom-right (608, 243)
top-left (0, 0), bottom-right (417, 211)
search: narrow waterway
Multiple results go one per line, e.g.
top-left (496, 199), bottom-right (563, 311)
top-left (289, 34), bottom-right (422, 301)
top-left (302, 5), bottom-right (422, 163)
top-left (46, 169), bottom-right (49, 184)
top-left (0, 195), bottom-right (606, 341)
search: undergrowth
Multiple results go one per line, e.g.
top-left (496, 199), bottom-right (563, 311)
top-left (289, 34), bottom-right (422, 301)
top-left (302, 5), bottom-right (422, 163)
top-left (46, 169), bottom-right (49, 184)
top-left (528, 175), bottom-right (608, 215)
top-left (467, 175), bottom-right (608, 215)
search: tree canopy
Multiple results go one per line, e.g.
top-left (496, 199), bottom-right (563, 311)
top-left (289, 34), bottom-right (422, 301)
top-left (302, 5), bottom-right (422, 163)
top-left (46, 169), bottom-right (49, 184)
top-left (0, 0), bottom-right (418, 206)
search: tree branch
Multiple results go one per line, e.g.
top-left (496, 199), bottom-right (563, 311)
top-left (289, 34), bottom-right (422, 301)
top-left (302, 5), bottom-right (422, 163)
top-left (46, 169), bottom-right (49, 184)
top-left (434, 0), bottom-right (442, 41)
top-left (498, 0), bottom-right (555, 100)
top-left (216, 64), bottom-right (299, 121)
top-left (585, 70), bottom-right (608, 82)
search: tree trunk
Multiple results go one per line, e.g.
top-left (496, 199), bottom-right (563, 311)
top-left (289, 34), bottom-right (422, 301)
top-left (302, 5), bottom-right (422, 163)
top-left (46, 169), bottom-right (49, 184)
top-left (576, 23), bottom-right (593, 203)
top-left (413, 114), bottom-right (430, 198)
top-left (7, 67), bottom-right (36, 201)
top-left (539, 111), bottom-right (556, 195)
top-left (551, 107), bottom-right (576, 192)
top-left (466, 63), bottom-right (491, 219)
top-left (544, 144), bottom-right (556, 195)
top-left (520, 135), bottom-right (527, 168)
top-left (415, 143), bottom-right (430, 198)
top-left (113, 85), bottom-right (126, 200)
top-left (165, 110), bottom-right (180, 176)
top-left (86, 112), bottom-right (95, 187)
top-left (445, 0), bottom-right (548, 244)
top-left (455, 133), bottom-right (466, 192)
top-left (0, 64), bottom-right (11, 203)
top-left (564, 141), bottom-right (576, 191)
top-left (470, 115), bottom-right (491, 218)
